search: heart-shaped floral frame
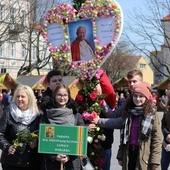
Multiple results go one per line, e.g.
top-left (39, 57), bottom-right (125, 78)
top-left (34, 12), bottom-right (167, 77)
top-left (42, 0), bottom-right (123, 80)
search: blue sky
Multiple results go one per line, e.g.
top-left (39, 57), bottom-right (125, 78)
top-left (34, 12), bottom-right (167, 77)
top-left (65, 0), bottom-right (144, 26)
top-left (117, 0), bottom-right (164, 52)
top-left (116, 0), bottom-right (146, 37)
top-left (117, 0), bottom-right (144, 22)
top-left (116, 0), bottom-right (139, 40)
top-left (116, 0), bottom-right (153, 53)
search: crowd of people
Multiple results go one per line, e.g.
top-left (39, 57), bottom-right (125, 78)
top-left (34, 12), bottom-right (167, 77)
top-left (0, 89), bottom-right (12, 116)
top-left (0, 69), bottom-right (169, 170)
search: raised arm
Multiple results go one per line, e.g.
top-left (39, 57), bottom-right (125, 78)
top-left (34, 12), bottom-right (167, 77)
top-left (102, 101), bottom-right (124, 118)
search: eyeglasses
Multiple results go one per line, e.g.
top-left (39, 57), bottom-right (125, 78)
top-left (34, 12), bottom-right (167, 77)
top-left (56, 94), bottom-right (68, 98)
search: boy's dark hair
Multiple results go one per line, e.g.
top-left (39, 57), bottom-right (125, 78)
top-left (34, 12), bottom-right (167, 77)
top-left (46, 70), bottom-right (62, 83)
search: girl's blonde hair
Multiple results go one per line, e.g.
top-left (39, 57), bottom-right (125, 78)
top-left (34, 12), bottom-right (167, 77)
top-left (12, 85), bottom-right (39, 114)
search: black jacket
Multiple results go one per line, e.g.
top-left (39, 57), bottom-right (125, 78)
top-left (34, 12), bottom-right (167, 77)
top-left (162, 110), bottom-right (170, 143)
top-left (40, 112), bottom-right (84, 170)
top-left (42, 87), bottom-right (53, 98)
top-left (40, 88), bottom-right (53, 110)
top-left (40, 88), bottom-right (84, 169)
top-left (100, 112), bottom-right (114, 150)
top-left (0, 108), bottom-right (41, 169)
top-left (40, 87), bottom-right (54, 122)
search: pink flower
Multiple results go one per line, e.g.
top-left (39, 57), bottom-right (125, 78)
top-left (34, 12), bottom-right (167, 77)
top-left (94, 139), bottom-right (99, 143)
top-left (95, 69), bottom-right (103, 79)
top-left (49, 46), bottom-right (56, 52)
top-left (149, 96), bottom-right (157, 106)
top-left (82, 112), bottom-right (92, 121)
top-left (90, 91), bottom-right (97, 100)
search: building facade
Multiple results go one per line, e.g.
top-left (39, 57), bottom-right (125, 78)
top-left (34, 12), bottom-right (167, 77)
top-left (161, 14), bottom-right (170, 79)
top-left (0, 0), bottom-right (52, 78)
top-left (132, 56), bottom-right (154, 85)
top-left (150, 49), bottom-right (164, 84)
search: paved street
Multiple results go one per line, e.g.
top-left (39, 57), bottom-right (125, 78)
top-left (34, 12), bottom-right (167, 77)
top-left (111, 129), bottom-right (122, 170)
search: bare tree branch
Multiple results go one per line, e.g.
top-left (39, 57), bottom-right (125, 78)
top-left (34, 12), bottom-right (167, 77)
top-left (123, 0), bottom-right (170, 79)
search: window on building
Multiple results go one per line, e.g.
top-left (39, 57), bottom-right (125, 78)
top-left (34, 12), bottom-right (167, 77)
top-left (1, 68), bottom-right (6, 73)
top-left (0, 41), bottom-right (4, 58)
top-left (21, 10), bottom-right (27, 26)
top-left (140, 64), bottom-right (146, 69)
top-left (0, 4), bottom-right (5, 21)
top-left (21, 43), bottom-right (26, 58)
top-left (39, 44), bottom-right (46, 59)
top-left (9, 42), bottom-right (15, 58)
top-left (32, 46), bottom-right (36, 60)
top-left (10, 7), bottom-right (15, 23)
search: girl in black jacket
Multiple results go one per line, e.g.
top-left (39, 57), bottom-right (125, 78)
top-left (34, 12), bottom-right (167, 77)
top-left (40, 84), bottom-right (84, 170)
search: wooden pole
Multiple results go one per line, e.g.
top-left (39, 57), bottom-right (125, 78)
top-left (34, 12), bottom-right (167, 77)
top-left (60, 162), bottom-right (64, 170)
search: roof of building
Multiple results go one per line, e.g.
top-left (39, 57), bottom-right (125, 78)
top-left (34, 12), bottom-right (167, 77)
top-left (132, 56), bottom-right (141, 65)
top-left (153, 77), bottom-right (170, 90)
top-left (16, 75), bottom-right (77, 90)
top-left (63, 76), bottom-right (77, 86)
top-left (0, 73), bottom-right (18, 90)
top-left (16, 75), bottom-right (44, 88)
top-left (161, 14), bottom-right (170, 21)
top-left (113, 77), bottom-right (128, 88)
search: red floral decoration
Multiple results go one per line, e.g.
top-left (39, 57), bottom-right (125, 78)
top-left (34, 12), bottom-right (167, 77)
top-left (75, 69), bottom-right (106, 170)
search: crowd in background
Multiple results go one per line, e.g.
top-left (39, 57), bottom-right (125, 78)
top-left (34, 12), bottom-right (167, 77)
top-left (0, 69), bottom-right (169, 170)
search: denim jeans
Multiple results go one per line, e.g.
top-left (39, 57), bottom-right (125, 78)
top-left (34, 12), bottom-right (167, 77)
top-left (161, 147), bottom-right (170, 170)
top-left (101, 148), bottom-right (112, 170)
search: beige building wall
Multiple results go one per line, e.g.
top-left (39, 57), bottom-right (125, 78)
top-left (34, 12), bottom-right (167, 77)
top-left (135, 57), bottom-right (154, 85)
